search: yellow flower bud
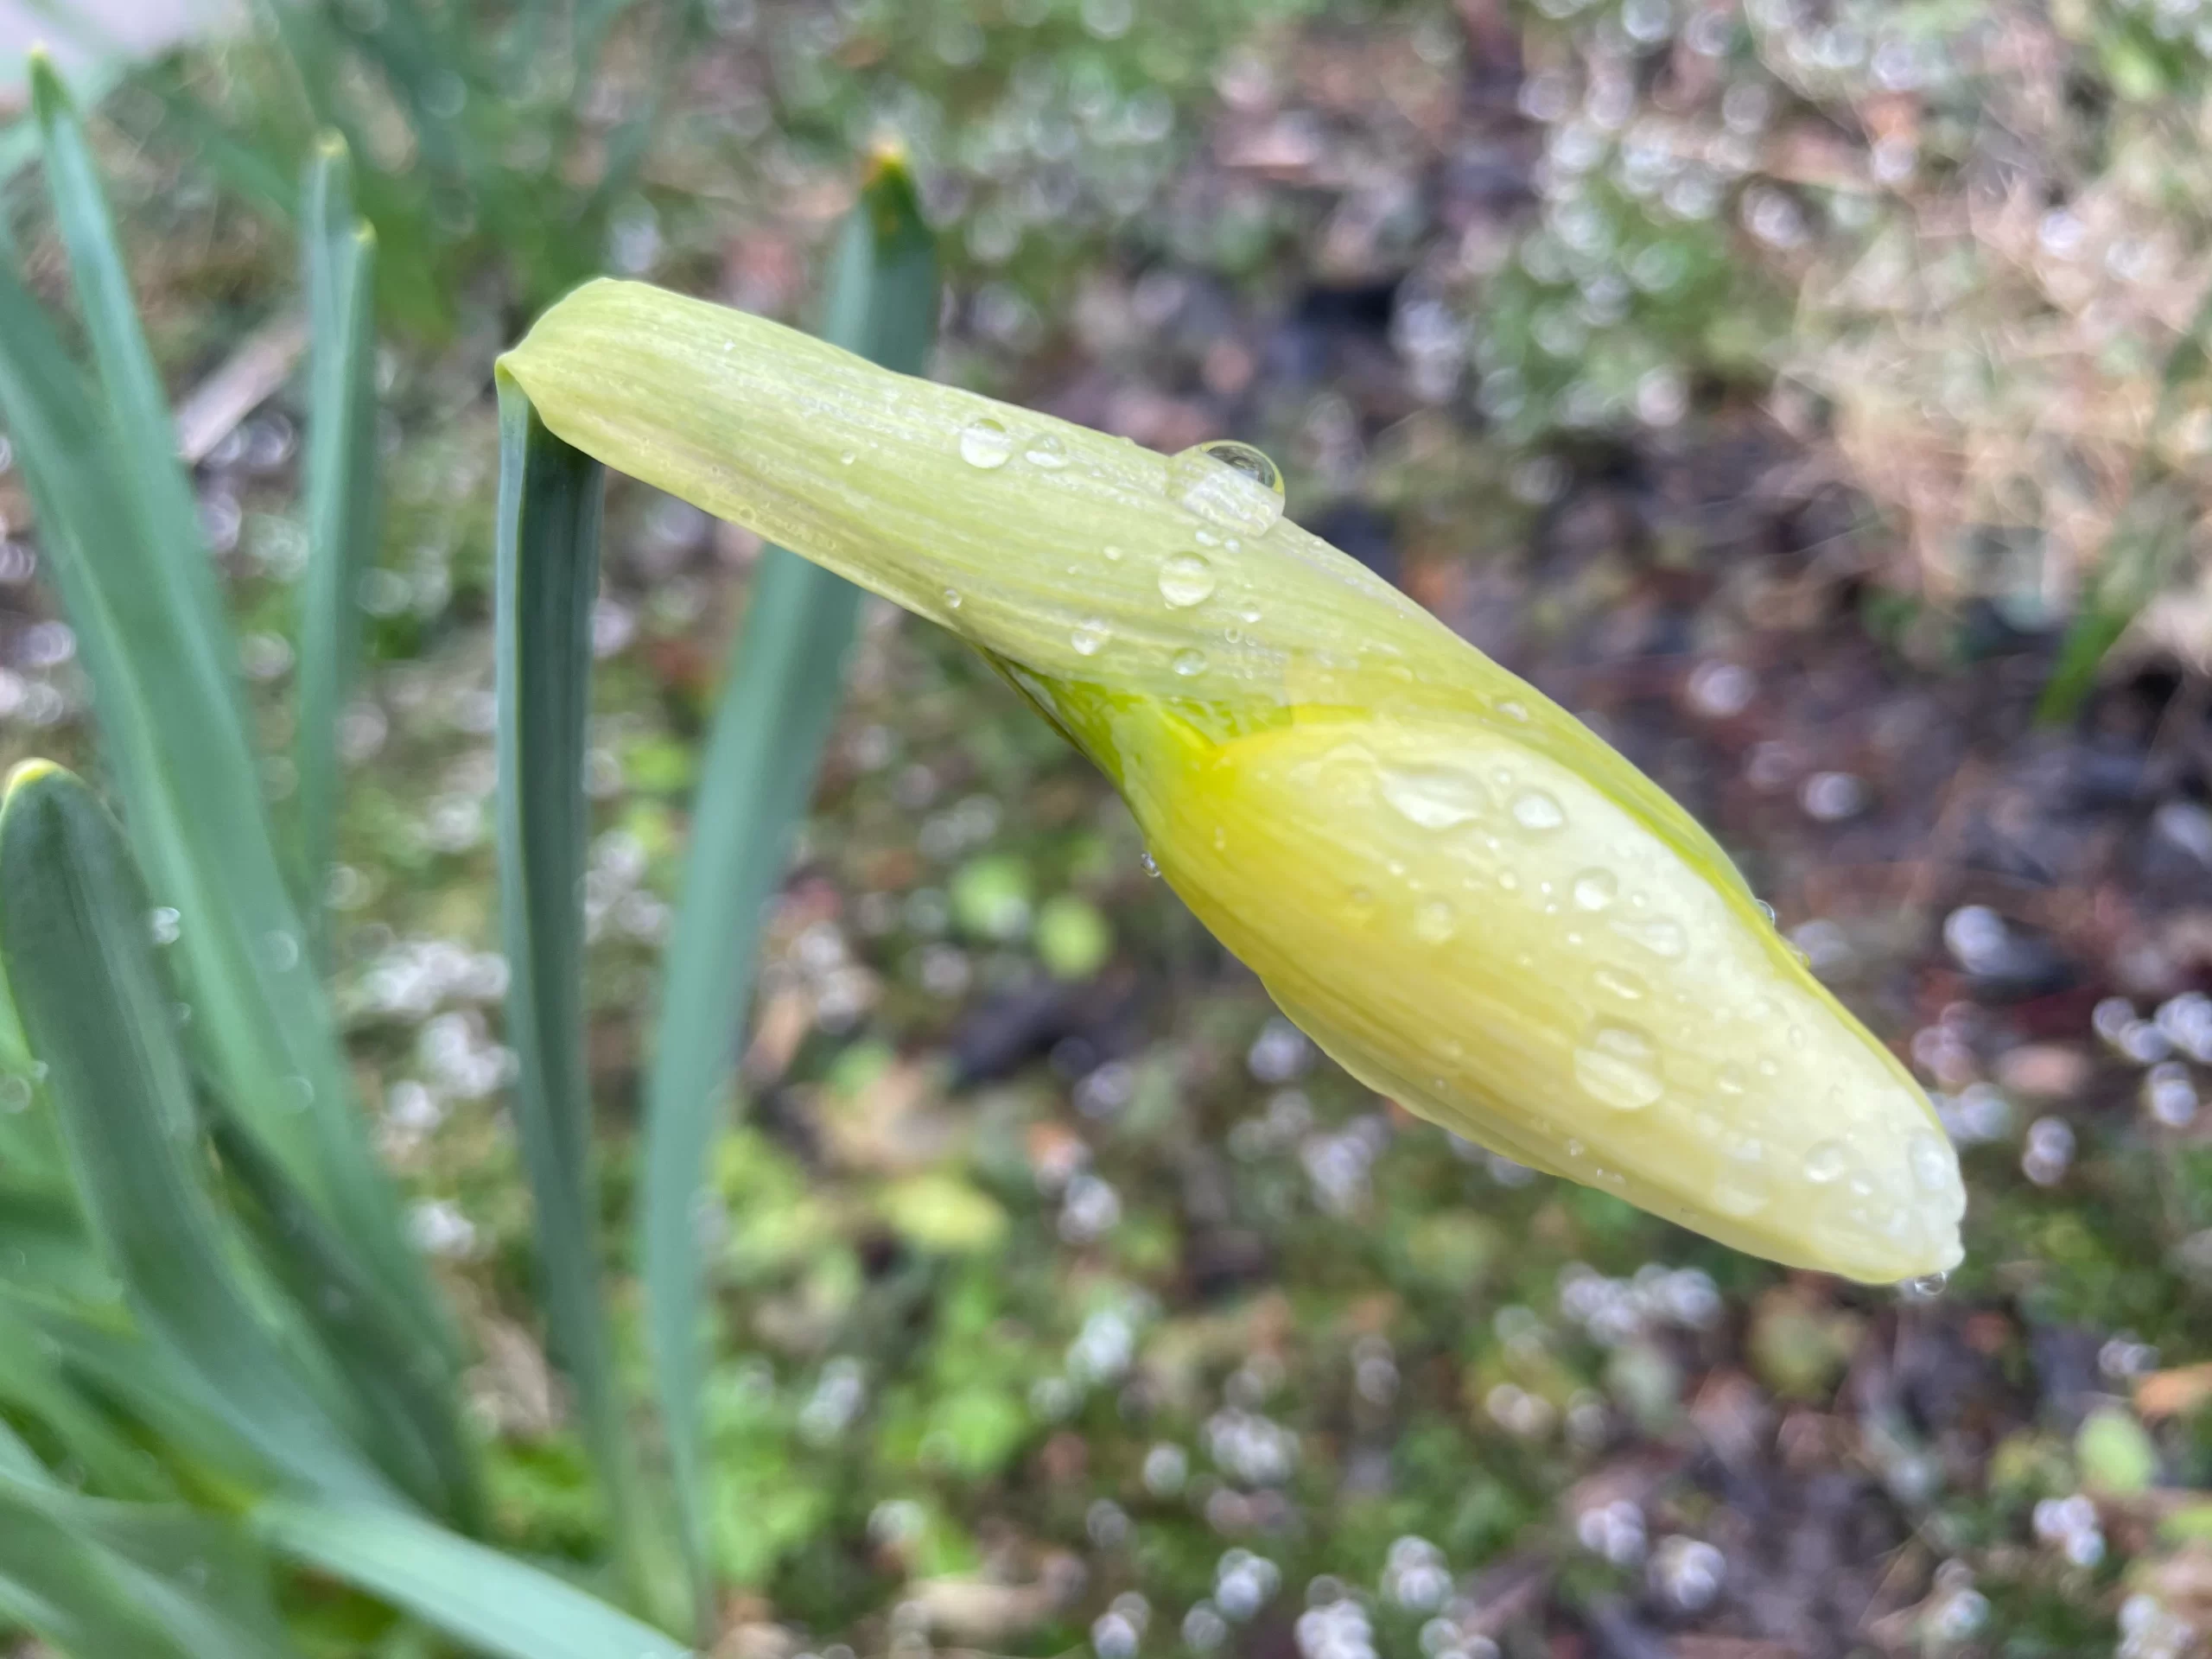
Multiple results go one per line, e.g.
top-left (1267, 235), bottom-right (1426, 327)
top-left (502, 279), bottom-right (1965, 1283)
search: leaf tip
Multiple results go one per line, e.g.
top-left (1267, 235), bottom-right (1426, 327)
top-left (25, 47), bottom-right (69, 114)
top-left (2, 759), bottom-right (63, 805)
top-left (863, 133), bottom-right (912, 185)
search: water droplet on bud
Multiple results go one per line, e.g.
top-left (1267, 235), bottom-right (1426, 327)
top-left (1574, 1023), bottom-right (1662, 1111)
top-left (1510, 788), bottom-right (1566, 832)
top-left (958, 416), bottom-right (1013, 468)
top-left (1158, 552), bottom-right (1217, 607)
top-left (1165, 441), bottom-right (1287, 535)
top-left (1571, 869), bottom-right (1617, 911)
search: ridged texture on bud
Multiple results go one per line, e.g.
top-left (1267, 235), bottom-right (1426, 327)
top-left (502, 279), bottom-right (1966, 1282)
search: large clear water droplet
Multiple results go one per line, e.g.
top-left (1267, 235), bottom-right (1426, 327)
top-left (1158, 552), bottom-right (1217, 608)
top-left (1166, 441), bottom-right (1287, 536)
top-left (1205, 441), bottom-right (1282, 492)
top-left (1509, 788), bottom-right (1566, 832)
top-left (1379, 766), bottom-right (1488, 830)
top-left (1025, 433), bottom-right (1071, 469)
top-left (1071, 618), bottom-right (1110, 656)
top-left (959, 416), bottom-right (1013, 469)
top-left (1574, 1022), bottom-right (1662, 1111)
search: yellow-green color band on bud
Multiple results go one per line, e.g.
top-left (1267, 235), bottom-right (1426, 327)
top-left (500, 279), bottom-right (1966, 1285)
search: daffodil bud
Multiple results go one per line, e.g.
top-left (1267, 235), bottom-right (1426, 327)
top-left (501, 278), bottom-right (1965, 1283)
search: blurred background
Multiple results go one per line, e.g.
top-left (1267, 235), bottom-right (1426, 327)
top-left (5, 0), bottom-right (2212, 1654)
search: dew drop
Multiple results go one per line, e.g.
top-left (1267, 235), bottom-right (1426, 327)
top-left (1172, 647), bottom-right (1209, 677)
top-left (1570, 869), bottom-right (1617, 911)
top-left (1140, 850), bottom-right (1160, 878)
top-left (1158, 552), bottom-right (1217, 607)
top-left (1897, 1270), bottom-right (1949, 1302)
top-left (1165, 441), bottom-right (1287, 535)
top-left (1071, 618), bottom-right (1110, 656)
top-left (1716, 1062), bottom-right (1746, 1095)
top-left (1509, 788), bottom-right (1566, 832)
top-left (1612, 915), bottom-right (1688, 959)
top-left (1025, 433), bottom-right (1071, 468)
top-left (260, 931), bottom-right (301, 974)
top-left (1346, 885), bottom-right (1376, 921)
top-left (958, 416), bottom-right (1013, 469)
top-left (147, 906), bottom-right (181, 945)
top-left (1803, 1140), bottom-right (1849, 1184)
top-left (943, 588), bottom-right (963, 610)
top-left (1497, 698), bottom-right (1530, 722)
top-left (1414, 898), bottom-right (1458, 943)
top-left (1573, 1023), bottom-right (1663, 1111)
top-left (1712, 1175), bottom-right (1770, 1218)
top-left (1908, 1131), bottom-right (1953, 1193)
top-left (1593, 966), bottom-right (1647, 1001)
top-left (1103, 543), bottom-right (1125, 562)
top-left (838, 449), bottom-right (857, 466)
top-left (1379, 766), bottom-right (1488, 830)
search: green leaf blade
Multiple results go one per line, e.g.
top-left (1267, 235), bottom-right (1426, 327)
top-left (0, 1469), bottom-right (301, 1659)
top-left (636, 148), bottom-right (938, 1611)
top-left (7, 66), bottom-right (458, 1383)
top-left (493, 383), bottom-right (666, 1617)
top-left (0, 762), bottom-right (391, 1508)
top-left (257, 1499), bottom-right (692, 1659)
top-left (295, 132), bottom-right (383, 949)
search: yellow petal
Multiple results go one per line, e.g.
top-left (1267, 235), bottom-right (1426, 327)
top-left (1106, 698), bottom-right (1963, 1283)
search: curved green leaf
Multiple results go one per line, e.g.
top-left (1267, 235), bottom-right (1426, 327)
top-left (0, 762), bottom-right (391, 1507)
top-left (257, 1499), bottom-right (693, 1659)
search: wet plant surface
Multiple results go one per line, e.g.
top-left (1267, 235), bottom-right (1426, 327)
top-left (7, 2), bottom-right (2212, 1655)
